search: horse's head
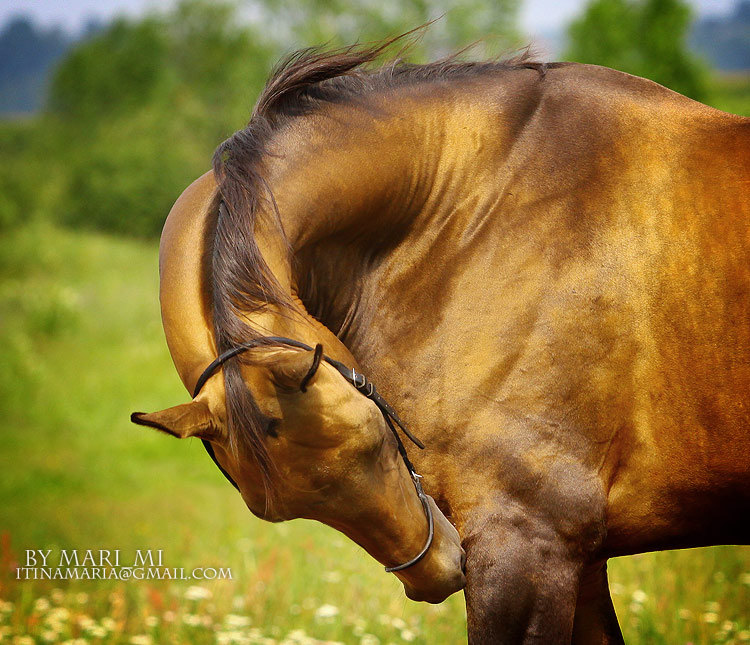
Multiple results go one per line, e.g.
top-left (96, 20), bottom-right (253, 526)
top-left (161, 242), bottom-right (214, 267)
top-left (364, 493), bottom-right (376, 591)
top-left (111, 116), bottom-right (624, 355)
top-left (133, 343), bottom-right (466, 603)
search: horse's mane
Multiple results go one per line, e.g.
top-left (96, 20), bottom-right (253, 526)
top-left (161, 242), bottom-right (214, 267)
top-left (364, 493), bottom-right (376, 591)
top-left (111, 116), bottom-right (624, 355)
top-left (209, 30), bottom-right (546, 507)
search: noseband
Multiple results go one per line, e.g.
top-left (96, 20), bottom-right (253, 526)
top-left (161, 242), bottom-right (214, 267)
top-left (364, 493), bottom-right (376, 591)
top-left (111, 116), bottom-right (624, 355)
top-left (192, 336), bottom-right (434, 573)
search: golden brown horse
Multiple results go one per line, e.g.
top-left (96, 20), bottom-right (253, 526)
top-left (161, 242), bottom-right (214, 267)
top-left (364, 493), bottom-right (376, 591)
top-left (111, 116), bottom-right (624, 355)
top-left (132, 38), bottom-right (750, 643)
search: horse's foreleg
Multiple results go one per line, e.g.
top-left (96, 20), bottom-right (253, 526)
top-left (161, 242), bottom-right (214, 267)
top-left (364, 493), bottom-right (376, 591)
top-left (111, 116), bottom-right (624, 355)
top-left (463, 516), bottom-right (583, 644)
top-left (571, 561), bottom-right (624, 645)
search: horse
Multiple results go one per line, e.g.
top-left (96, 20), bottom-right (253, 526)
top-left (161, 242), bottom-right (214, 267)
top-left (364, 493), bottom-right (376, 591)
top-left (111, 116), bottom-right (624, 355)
top-left (131, 35), bottom-right (750, 644)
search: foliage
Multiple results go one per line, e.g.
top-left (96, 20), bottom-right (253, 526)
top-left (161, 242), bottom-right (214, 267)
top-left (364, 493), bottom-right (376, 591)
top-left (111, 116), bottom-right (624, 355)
top-left (260, 0), bottom-right (521, 59)
top-left (565, 0), bottom-right (710, 101)
top-left (710, 73), bottom-right (750, 116)
top-left (48, 18), bottom-right (170, 122)
top-left (61, 112), bottom-right (200, 237)
top-left (0, 118), bottom-right (68, 231)
top-left (41, 2), bottom-right (277, 238)
top-left (6, 0), bottom-right (523, 239)
top-left (0, 123), bottom-right (40, 230)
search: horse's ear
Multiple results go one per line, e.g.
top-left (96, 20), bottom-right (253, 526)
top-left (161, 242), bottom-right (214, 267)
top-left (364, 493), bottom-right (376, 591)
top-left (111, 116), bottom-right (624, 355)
top-left (131, 400), bottom-right (216, 439)
top-left (267, 344), bottom-right (324, 392)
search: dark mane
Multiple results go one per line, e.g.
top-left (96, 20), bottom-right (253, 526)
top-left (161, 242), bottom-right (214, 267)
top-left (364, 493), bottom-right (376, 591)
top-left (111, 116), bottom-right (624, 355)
top-left (210, 31), bottom-right (546, 507)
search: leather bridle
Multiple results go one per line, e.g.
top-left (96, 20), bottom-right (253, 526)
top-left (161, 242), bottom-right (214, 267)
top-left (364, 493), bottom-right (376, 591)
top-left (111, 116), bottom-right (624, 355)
top-left (192, 336), bottom-right (434, 573)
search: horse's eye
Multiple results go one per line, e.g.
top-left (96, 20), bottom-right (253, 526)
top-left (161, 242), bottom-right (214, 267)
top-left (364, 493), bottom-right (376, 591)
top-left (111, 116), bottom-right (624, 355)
top-left (264, 417), bottom-right (280, 437)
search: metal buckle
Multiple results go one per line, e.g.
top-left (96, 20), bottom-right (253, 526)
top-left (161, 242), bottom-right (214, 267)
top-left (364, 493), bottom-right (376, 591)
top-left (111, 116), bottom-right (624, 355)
top-left (351, 368), bottom-right (367, 390)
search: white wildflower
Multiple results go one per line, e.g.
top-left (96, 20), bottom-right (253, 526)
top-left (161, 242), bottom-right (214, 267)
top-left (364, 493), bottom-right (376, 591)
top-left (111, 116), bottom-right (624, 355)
top-left (631, 590), bottom-right (648, 604)
top-left (14, 636), bottom-right (35, 645)
top-left (184, 585), bottom-right (212, 601)
top-left (34, 598), bottom-right (50, 612)
top-left (76, 615), bottom-right (95, 629)
top-left (217, 631), bottom-right (252, 645)
top-left (46, 607), bottom-right (70, 623)
top-left (182, 613), bottom-right (202, 627)
top-left (130, 636), bottom-right (153, 645)
top-left (315, 604), bottom-right (339, 621)
top-left (87, 625), bottom-right (107, 638)
top-left (101, 617), bottom-right (116, 630)
top-left (224, 614), bottom-right (251, 628)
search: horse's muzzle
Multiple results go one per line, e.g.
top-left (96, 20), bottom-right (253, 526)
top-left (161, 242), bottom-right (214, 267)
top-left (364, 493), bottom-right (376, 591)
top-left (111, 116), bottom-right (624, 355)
top-left (397, 496), bottom-right (466, 603)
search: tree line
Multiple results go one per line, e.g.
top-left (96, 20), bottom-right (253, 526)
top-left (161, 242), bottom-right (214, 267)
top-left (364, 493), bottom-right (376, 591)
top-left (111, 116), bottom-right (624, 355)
top-left (0, 0), bottom-right (716, 237)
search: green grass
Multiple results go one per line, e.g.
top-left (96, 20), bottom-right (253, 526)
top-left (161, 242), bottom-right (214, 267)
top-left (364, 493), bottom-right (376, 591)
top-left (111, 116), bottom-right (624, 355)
top-left (0, 224), bottom-right (748, 644)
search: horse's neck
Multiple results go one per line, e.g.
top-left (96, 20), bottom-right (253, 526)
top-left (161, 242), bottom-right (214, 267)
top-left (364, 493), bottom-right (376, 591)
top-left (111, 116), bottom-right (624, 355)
top-left (260, 80), bottom-right (536, 349)
top-left (265, 106), bottom-right (429, 249)
top-left (247, 227), bottom-right (359, 367)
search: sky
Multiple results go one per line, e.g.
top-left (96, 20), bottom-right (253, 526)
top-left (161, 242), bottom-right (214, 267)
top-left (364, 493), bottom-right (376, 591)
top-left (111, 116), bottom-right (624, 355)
top-left (0, 0), bottom-right (740, 35)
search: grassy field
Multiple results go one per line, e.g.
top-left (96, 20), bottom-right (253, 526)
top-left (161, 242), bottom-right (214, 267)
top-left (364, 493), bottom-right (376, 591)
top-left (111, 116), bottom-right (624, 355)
top-left (0, 220), bottom-right (748, 645)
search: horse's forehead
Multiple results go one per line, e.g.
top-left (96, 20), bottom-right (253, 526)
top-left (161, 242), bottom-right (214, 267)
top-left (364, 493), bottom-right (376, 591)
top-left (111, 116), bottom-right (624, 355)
top-left (159, 171), bottom-right (219, 394)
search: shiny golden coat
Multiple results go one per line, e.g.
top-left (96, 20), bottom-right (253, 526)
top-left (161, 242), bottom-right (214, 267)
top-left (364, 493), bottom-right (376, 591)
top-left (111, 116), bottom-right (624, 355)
top-left (134, 57), bottom-right (750, 644)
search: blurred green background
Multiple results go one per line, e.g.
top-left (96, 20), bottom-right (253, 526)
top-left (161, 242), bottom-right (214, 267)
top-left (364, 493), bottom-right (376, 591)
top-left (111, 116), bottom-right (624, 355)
top-left (0, 1), bottom-right (748, 643)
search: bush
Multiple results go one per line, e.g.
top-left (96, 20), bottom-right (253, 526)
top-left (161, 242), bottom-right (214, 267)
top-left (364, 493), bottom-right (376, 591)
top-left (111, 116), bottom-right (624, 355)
top-left (61, 111), bottom-right (203, 237)
top-left (44, 1), bottom-right (278, 237)
top-left (48, 18), bottom-right (170, 121)
top-left (566, 0), bottom-right (710, 102)
top-left (0, 119), bottom-right (66, 231)
top-left (5, 0), bottom-right (524, 238)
